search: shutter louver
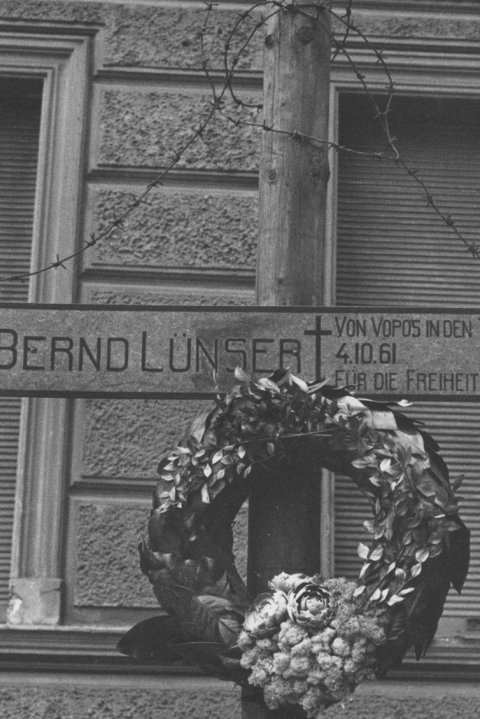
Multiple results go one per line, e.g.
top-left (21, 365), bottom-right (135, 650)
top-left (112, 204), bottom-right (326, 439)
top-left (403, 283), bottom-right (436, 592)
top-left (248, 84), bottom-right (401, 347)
top-left (0, 80), bottom-right (42, 610)
top-left (336, 95), bottom-right (480, 306)
top-left (335, 95), bottom-right (480, 640)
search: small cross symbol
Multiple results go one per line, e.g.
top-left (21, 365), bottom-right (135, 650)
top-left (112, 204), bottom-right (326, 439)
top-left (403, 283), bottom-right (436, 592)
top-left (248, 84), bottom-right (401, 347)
top-left (304, 315), bottom-right (332, 379)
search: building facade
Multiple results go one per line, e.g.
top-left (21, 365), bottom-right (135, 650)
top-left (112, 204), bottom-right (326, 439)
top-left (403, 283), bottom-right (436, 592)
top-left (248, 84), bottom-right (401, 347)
top-left (1, 0), bottom-right (480, 716)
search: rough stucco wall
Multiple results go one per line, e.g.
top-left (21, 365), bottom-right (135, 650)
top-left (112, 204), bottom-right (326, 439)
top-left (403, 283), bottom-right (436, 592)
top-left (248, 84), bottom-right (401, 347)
top-left (82, 287), bottom-right (255, 305)
top-left (78, 284), bottom-right (254, 481)
top-left (74, 499), bottom-right (248, 606)
top-left (102, 5), bottom-right (263, 69)
top-left (3, 679), bottom-right (480, 719)
top-left (308, 689), bottom-right (480, 719)
top-left (74, 502), bottom-right (155, 606)
top-left (347, 11), bottom-right (480, 40)
top-left (333, 683), bottom-right (480, 719)
top-left (0, 681), bottom-right (242, 719)
top-left (81, 398), bottom-right (209, 477)
top-left (97, 90), bottom-right (261, 171)
top-left (0, 0), bottom-right (104, 24)
top-left (3, 1), bottom-right (480, 67)
top-left (77, 393), bottom-right (248, 604)
top-left (0, 2), bottom-right (263, 69)
top-left (88, 189), bottom-right (258, 270)
top-left (76, 280), bottom-right (252, 607)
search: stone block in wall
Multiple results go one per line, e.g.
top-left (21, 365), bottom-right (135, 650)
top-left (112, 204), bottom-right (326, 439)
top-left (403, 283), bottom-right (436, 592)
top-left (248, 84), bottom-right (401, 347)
top-left (103, 5), bottom-right (264, 70)
top-left (97, 89), bottom-right (261, 171)
top-left (87, 188), bottom-right (257, 271)
top-left (0, 0), bottom-right (103, 24)
top-left (346, 9), bottom-right (480, 41)
top-left (74, 497), bottom-right (247, 608)
top-left (77, 288), bottom-right (255, 479)
top-left (82, 286), bottom-right (255, 306)
top-left (0, 679), bottom-right (242, 719)
top-left (3, 677), bottom-right (480, 719)
top-left (74, 501), bottom-right (156, 607)
top-left (80, 398), bottom-right (209, 478)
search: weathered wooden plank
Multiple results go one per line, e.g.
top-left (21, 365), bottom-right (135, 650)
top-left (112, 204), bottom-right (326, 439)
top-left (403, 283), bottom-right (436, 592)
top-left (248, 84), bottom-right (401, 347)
top-left (0, 304), bottom-right (479, 399)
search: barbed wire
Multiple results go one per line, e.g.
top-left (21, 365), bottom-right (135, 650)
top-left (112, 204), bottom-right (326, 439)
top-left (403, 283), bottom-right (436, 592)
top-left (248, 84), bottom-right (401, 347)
top-left (1, 0), bottom-right (478, 289)
top-left (224, 1), bottom-right (480, 259)
top-left (330, 0), bottom-right (353, 63)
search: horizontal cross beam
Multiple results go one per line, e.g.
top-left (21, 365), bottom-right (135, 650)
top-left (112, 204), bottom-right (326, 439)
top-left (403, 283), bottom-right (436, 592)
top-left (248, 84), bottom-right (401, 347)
top-left (0, 303), bottom-right (477, 400)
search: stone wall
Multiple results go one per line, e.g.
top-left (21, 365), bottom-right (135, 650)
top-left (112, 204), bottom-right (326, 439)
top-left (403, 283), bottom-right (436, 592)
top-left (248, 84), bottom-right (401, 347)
top-left (2, 676), bottom-right (480, 719)
top-left (88, 188), bottom-right (258, 271)
top-left (67, 0), bottom-right (260, 630)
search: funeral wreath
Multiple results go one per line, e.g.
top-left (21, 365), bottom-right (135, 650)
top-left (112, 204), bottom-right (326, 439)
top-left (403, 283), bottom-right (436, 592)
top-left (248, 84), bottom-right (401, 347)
top-left (119, 369), bottom-right (470, 716)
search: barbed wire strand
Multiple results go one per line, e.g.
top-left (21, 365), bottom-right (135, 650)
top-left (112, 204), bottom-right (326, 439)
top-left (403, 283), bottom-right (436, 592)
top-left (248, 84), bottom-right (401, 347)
top-left (222, 1), bottom-right (283, 111)
top-left (330, 0), bottom-right (353, 63)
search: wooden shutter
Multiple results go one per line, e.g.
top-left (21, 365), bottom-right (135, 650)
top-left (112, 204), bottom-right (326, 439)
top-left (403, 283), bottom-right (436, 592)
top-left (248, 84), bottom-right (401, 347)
top-left (335, 94), bottom-right (480, 645)
top-left (0, 79), bottom-right (42, 610)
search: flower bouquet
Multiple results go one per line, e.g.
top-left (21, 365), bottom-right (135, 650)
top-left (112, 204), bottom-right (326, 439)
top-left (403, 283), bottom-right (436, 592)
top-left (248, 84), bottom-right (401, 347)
top-left (239, 573), bottom-right (384, 716)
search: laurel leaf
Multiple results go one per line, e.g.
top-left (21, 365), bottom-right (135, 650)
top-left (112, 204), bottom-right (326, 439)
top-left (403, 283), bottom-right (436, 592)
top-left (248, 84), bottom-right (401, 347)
top-left (357, 542), bottom-right (370, 560)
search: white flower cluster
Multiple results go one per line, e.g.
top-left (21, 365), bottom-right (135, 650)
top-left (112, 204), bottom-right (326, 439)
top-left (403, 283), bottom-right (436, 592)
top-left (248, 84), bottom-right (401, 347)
top-left (238, 575), bottom-right (385, 718)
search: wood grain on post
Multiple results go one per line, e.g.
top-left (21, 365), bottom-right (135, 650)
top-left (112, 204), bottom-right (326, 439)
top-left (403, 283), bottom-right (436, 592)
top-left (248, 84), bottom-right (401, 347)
top-left (244, 2), bottom-right (331, 717)
top-left (256, 0), bottom-right (331, 308)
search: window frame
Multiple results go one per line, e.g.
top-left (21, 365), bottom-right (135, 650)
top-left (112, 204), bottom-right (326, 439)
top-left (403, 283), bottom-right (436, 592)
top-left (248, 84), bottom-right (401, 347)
top-left (322, 39), bottom-right (480, 665)
top-left (0, 30), bottom-right (91, 627)
top-left (326, 42), bottom-right (480, 303)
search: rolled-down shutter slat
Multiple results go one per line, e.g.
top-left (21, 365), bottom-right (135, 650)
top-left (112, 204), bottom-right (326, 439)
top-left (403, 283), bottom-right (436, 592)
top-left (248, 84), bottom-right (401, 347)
top-left (0, 81), bottom-right (42, 608)
top-left (335, 95), bottom-right (480, 646)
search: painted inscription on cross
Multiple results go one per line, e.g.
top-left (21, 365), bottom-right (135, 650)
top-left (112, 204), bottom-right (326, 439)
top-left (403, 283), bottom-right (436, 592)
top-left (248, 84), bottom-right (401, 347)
top-left (0, 304), bottom-right (478, 400)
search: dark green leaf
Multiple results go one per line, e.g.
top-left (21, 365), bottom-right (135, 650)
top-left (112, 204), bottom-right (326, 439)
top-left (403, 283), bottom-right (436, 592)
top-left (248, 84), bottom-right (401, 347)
top-left (117, 616), bottom-right (189, 663)
top-left (191, 594), bottom-right (238, 644)
top-left (170, 641), bottom-right (236, 677)
top-left (451, 474), bottom-right (465, 491)
top-left (217, 613), bottom-right (243, 647)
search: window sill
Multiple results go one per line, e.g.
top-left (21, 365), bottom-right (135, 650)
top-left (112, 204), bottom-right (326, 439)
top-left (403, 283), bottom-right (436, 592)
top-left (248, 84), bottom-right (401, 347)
top-left (0, 624), bottom-right (192, 674)
top-left (1, 625), bottom-right (480, 679)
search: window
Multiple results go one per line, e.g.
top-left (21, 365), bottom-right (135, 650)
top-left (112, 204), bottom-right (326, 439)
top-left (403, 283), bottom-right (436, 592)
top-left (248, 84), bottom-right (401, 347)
top-left (0, 33), bottom-right (89, 630)
top-left (334, 92), bottom-right (480, 660)
top-left (0, 78), bottom-right (42, 616)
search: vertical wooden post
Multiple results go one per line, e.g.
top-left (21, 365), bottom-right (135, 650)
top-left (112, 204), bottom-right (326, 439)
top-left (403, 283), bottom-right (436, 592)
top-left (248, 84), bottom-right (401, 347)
top-left (243, 2), bottom-right (331, 717)
top-left (256, 1), bottom-right (331, 307)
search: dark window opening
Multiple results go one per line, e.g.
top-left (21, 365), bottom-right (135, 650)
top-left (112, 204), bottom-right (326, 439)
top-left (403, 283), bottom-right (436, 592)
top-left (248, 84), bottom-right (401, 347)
top-left (0, 77), bottom-right (42, 613)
